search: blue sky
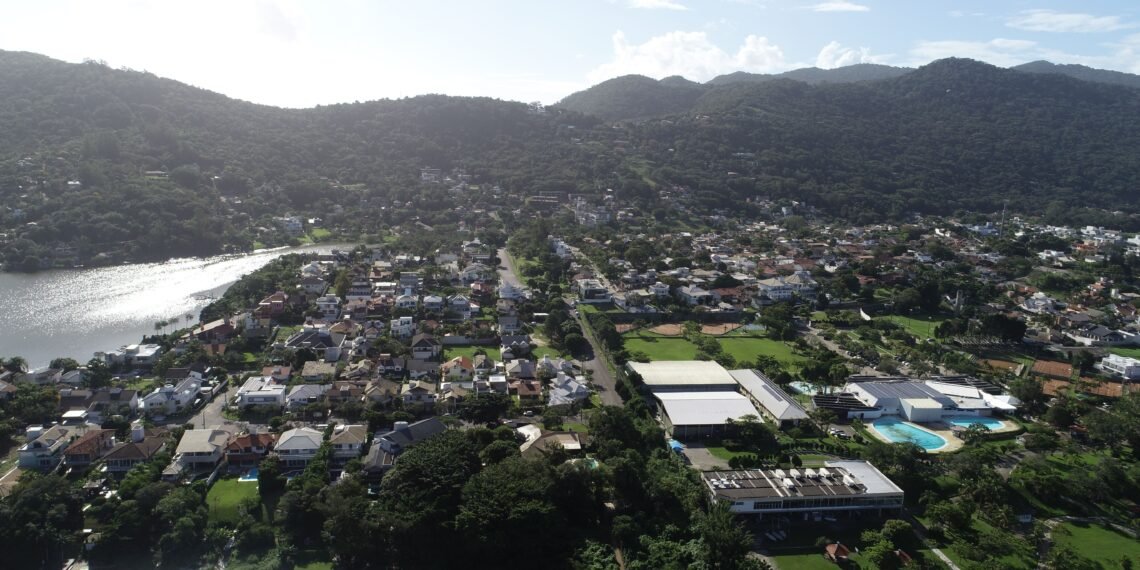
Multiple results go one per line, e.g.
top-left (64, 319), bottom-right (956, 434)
top-left (2, 0), bottom-right (1139, 107)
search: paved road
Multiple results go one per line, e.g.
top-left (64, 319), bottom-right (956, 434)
top-left (574, 310), bottom-right (623, 407)
top-left (497, 247), bottom-right (523, 289)
top-left (189, 381), bottom-right (238, 429)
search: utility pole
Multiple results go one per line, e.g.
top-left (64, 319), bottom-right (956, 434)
top-left (999, 200), bottom-right (1008, 238)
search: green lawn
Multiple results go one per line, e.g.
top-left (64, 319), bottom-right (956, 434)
top-left (532, 346), bottom-right (565, 360)
top-left (1054, 522), bottom-right (1140, 565)
top-left (1108, 347), bottom-right (1140, 359)
top-left (625, 337), bottom-right (701, 360)
top-left (624, 335), bottom-right (808, 370)
top-left (207, 478), bottom-right (259, 525)
top-left (880, 315), bottom-right (946, 339)
top-left (718, 337), bottom-right (808, 370)
top-left (771, 552), bottom-right (855, 570)
top-left (443, 346), bottom-right (501, 361)
top-left (308, 227), bottom-right (332, 240)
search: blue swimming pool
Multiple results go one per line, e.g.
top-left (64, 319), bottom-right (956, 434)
top-left (946, 416), bottom-right (1005, 430)
top-left (789, 381), bottom-right (819, 395)
top-left (871, 417), bottom-right (948, 451)
top-left (239, 468), bottom-right (259, 482)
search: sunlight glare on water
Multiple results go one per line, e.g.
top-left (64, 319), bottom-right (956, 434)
top-left (0, 245), bottom-right (340, 367)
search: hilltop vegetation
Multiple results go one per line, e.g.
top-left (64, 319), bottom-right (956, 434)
top-left (4, 51), bottom-right (1140, 268)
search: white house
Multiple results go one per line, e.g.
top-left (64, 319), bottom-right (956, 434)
top-left (315, 295), bottom-right (341, 319)
top-left (329, 424), bottom-right (368, 463)
top-left (390, 316), bottom-right (416, 338)
top-left (395, 293), bottom-right (418, 310)
top-left (287, 384), bottom-right (331, 410)
top-left (757, 271), bottom-right (818, 302)
top-left (423, 295), bottom-right (445, 311)
top-left (548, 372), bottom-right (590, 407)
top-left (140, 377), bottom-right (202, 416)
top-left (235, 376), bottom-right (287, 407)
top-left (1098, 354), bottom-right (1140, 380)
top-left (18, 425), bottom-right (76, 470)
top-left (275, 427), bottom-right (324, 468)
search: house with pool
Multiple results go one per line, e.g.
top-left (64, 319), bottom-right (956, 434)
top-left (812, 376), bottom-right (1020, 452)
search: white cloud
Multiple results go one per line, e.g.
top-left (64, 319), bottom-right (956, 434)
top-left (1007, 10), bottom-right (1131, 33)
top-left (589, 31), bottom-right (786, 83)
top-left (811, 1), bottom-right (869, 13)
top-left (629, 0), bottom-right (688, 10)
top-left (815, 41), bottom-right (886, 68)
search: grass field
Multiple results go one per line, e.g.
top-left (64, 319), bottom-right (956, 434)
top-left (625, 337), bottom-right (701, 360)
top-left (443, 346), bottom-right (501, 361)
top-left (207, 478), bottom-right (259, 525)
top-left (718, 337), bottom-right (807, 370)
top-left (1108, 347), bottom-right (1140, 359)
top-left (881, 315), bottom-right (946, 339)
top-left (1054, 522), bottom-right (1140, 565)
top-left (624, 334), bottom-right (807, 370)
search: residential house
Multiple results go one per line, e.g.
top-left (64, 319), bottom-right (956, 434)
top-left (300, 361), bottom-right (338, 383)
top-left (329, 424), bottom-right (368, 464)
top-left (756, 271), bottom-right (818, 302)
top-left (59, 428), bottom-right (112, 469)
top-left (275, 427), bottom-right (324, 469)
top-left (410, 334), bottom-right (442, 360)
top-left (405, 359), bottom-right (439, 380)
top-left (442, 356), bottom-right (475, 381)
top-left (98, 343), bottom-right (164, 369)
top-left (548, 373), bottom-right (590, 407)
top-left (536, 355), bottom-right (576, 378)
top-left (460, 263), bottom-right (492, 283)
top-left (677, 285), bottom-right (715, 306)
top-left (315, 295), bottom-right (341, 320)
top-left (192, 319), bottom-right (235, 343)
top-left (390, 316), bottom-right (416, 338)
top-left (363, 418), bottom-right (448, 477)
top-left (327, 381), bottom-right (366, 405)
top-left (164, 428), bottom-right (229, 479)
top-left (256, 291), bottom-right (289, 317)
top-left (261, 365), bottom-right (292, 382)
top-left (235, 376), bottom-right (287, 408)
top-left (287, 384), bottom-right (331, 410)
top-left (140, 377), bottom-right (202, 416)
top-left (499, 282), bottom-right (527, 301)
top-left (1098, 354), bottom-right (1140, 380)
top-left (402, 380), bottom-right (438, 406)
top-left (423, 295), bottom-right (445, 311)
top-left (514, 379), bottom-right (542, 402)
top-left (58, 387), bottom-right (139, 424)
top-left (365, 378), bottom-right (402, 405)
top-left (375, 354), bottom-right (404, 375)
top-left (1022, 292), bottom-right (1060, 314)
top-left (501, 335), bottom-right (532, 360)
top-left (20, 425), bottom-right (81, 471)
top-left (505, 359), bottom-right (537, 380)
top-left (498, 315), bottom-right (522, 335)
top-left (300, 275), bottom-right (328, 295)
top-left (395, 292), bottom-right (418, 310)
top-left (225, 432), bottom-right (278, 469)
top-left (103, 421), bottom-right (168, 473)
top-left (649, 282), bottom-right (671, 298)
top-left (447, 295), bottom-right (474, 319)
top-left (576, 279), bottom-right (612, 304)
top-left (284, 328), bottom-right (343, 361)
top-left (473, 354), bottom-right (495, 376)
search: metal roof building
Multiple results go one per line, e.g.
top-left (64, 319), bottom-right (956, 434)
top-left (654, 391), bottom-right (761, 440)
top-left (627, 360), bottom-right (740, 391)
top-left (703, 460), bottom-right (904, 519)
top-left (730, 369), bottom-right (809, 427)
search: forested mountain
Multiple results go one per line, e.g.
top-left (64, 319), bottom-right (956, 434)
top-left (628, 58), bottom-right (1140, 218)
top-left (1012, 60), bottom-right (1140, 90)
top-left (3, 51), bottom-right (1140, 268)
top-left (554, 74), bottom-right (706, 121)
top-left (557, 64), bottom-right (913, 120)
top-left (707, 63), bottom-right (913, 86)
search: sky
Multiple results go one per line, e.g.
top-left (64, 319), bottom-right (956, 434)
top-left (2, 0), bottom-right (1139, 108)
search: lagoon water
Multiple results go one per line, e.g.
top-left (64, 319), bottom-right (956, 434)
top-left (0, 245), bottom-right (340, 368)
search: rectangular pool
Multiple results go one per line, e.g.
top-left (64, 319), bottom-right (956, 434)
top-left (946, 416), bottom-right (1005, 430)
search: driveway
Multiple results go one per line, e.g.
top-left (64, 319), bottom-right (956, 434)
top-left (681, 443), bottom-right (730, 470)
